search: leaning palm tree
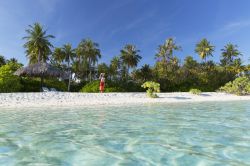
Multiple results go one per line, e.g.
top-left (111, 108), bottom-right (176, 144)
top-left (23, 23), bottom-right (54, 64)
top-left (221, 43), bottom-right (241, 66)
top-left (76, 39), bottom-right (101, 81)
top-left (120, 44), bottom-right (141, 78)
top-left (155, 38), bottom-right (181, 63)
top-left (195, 38), bottom-right (215, 62)
top-left (61, 44), bottom-right (76, 91)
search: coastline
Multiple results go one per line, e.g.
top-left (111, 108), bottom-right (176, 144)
top-left (0, 92), bottom-right (250, 109)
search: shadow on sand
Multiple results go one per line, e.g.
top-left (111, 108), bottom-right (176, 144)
top-left (200, 93), bottom-right (211, 97)
top-left (158, 96), bottom-right (192, 100)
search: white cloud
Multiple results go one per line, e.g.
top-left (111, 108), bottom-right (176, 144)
top-left (222, 20), bottom-right (250, 32)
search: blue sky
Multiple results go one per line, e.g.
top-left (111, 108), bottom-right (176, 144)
top-left (0, 0), bottom-right (250, 66)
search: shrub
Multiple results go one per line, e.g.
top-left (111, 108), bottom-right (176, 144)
top-left (80, 79), bottom-right (145, 93)
top-left (80, 80), bottom-right (100, 92)
top-left (122, 81), bottom-right (144, 92)
top-left (80, 80), bottom-right (126, 93)
top-left (0, 63), bottom-right (23, 92)
top-left (219, 77), bottom-right (250, 96)
top-left (20, 78), bottom-right (40, 92)
top-left (45, 79), bottom-right (67, 91)
top-left (70, 81), bottom-right (87, 92)
top-left (105, 87), bottom-right (124, 92)
top-left (141, 81), bottom-right (160, 98)
top-left (189, 88), bottom-right (202, 95)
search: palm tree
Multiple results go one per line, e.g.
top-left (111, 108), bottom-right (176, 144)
top-left (120, 44), bottom-right (141, 79)
top-left (61, 44), bottom-right (76, 92)
top-left (23, 23), bottom-right (54, 64)
top-left (52, 47), bottom-right (64, 67)
top-left (195, 38), bottom-right (215, 62)
top-left (97, 63), bottom-right (109, 77)
top-left (221, 43), bottom-right (241, 66)
top-left (155, 38), bottom-right (181, 63)
top-left (76, 39), bottom-right (101, 81)
top-left (140, 64), bottom-right (153, 82)
top-left (110, 56), bottom-right (121, 81)
top-left (0, 55), bottom-right (6, 67)
top-left (7, 58), bottom-right (18, 64)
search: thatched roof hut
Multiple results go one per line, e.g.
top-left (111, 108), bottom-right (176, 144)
top-left (14, 63), bottom-right (67, 91)
top-left (15, 62), bottom-right (65, 77)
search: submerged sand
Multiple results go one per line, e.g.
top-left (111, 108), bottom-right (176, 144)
top-left (0, 92), bottom-right (250, 108)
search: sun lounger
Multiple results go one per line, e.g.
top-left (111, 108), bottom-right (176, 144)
top-left (42, 87), bottom-right (50, 92)
top-left (50, 88), bottom-right (58, 92)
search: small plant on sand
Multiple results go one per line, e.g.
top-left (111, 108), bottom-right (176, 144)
top-left (189, 88), bottom-right (202, 95)
top-left (219, 77), bottom-right (250, 96)
top-left (141, 81), bottom-right (160, 98)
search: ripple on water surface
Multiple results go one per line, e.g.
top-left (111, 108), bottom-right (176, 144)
top-left (0, 101), bottom-right (250, 165)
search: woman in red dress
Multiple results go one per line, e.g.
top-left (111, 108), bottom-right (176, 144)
top-left (99, 73), bottom-right (105, 93)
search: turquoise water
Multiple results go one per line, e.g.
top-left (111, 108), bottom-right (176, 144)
top-left (0, 101), bottom-right (250, 166)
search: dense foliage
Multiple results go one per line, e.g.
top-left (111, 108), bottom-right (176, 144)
top-left (0, 62), bottom-right (23, 92)
top-left (141, 81), bottom-right (160, 98)
top-left (219, 77), bottom-right (250, 96)
top-left (80, 80), bottom-right (100, 92)
top-left (0, 23), bottom-right (250, 93)
top-left (80, 80), bottom-right (142, 93)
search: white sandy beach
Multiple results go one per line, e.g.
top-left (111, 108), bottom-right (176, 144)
top-left (0, 92), bottom-right (250, 108)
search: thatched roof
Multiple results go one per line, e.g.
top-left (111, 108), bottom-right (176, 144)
top-left (14, 62), bottom-right (66, 78)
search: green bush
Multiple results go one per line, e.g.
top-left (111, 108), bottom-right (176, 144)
top-left (45, 79), bottom-right (67, 91)
top-left (122, 81), bottom-right (144, 92)
top-left (20, 78), bottom-right (40, 92)
top-left (189, 88), bottom-right (202, 95)
top-left (80, 80), bottom-right (100, 92)
top-left (219, 77), bottom-right (250, 95)
top-left (0, 63), bottom-right (23, 92)
top-left (70, 81), bottom-right (87, 92)
top-left (80, 79), bottom-right (145, 93)
top-left (141, 81), bottom-right (160, 98)
top-left (105, 87), bottom-right (124, 92)
top-left (80, 80), bottom-right (125, 93)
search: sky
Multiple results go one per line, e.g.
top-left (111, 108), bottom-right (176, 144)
top-left (0, 0), bottom-right (250, 66)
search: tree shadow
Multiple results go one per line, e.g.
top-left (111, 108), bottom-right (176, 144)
top-left (166, 96), bottom-right (192, 100)
top-left (200, 93), bottom-right (211, 97)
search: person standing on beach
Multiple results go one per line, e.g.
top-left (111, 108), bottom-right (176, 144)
top-left (99, 73), bottom-right (105, 93)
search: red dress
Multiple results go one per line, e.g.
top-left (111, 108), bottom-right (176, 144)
top-left (99, 78), bottom-right (105, 91)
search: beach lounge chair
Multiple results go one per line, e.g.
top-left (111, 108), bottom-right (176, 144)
top-left (42, 87), bottom-right (50, 92)
top-left (50, 88), bottom-right (58, 92)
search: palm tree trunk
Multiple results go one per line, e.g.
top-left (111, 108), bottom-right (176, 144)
top-left (89, 59), bottom-right (92, 82)
top-left (40, 74), bottom-right (44, 92)
top-left (68, 59), bottom-right (71, 92)
top-left (127, 65), bottom-right (130, 79)
top-left (90, 65), bottom-right (92, 82)
top-left (38, 50), bottom-right (41, 63)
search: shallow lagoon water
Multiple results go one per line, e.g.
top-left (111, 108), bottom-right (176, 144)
top-left (0, 101), bottom-right (250, 165)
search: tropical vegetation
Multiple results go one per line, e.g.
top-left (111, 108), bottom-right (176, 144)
top-left (189, 89), bottom-right (202, 95)
top-left (0, 23), bottom-right (250, 93)
top-left (219, 77), bottom-right (250, 96)
top-left (141, 81), bottom-right (160, 98)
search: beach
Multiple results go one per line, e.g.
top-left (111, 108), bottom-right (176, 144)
top-left (0, 92), bottom-right (250, 108)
